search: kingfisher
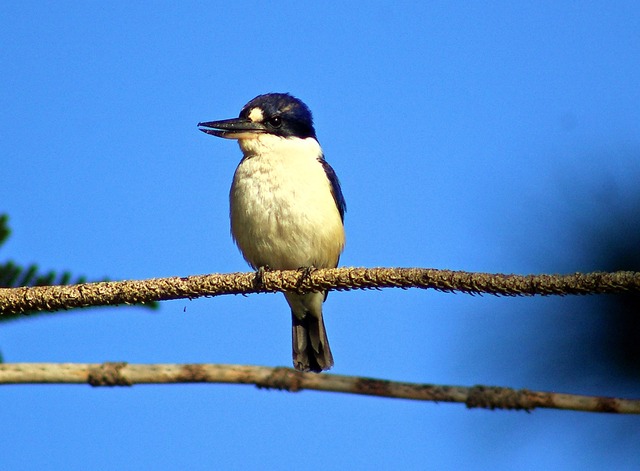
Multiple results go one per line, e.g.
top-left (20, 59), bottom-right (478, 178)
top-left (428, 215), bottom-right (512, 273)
top-left (198, 93), bottom-right (346, 372)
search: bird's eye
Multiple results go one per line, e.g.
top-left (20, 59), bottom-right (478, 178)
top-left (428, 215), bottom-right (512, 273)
top-left (268, 116), bottom-right (282, 128)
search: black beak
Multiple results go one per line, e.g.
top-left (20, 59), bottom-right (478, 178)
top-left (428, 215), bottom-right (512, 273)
top-left (197, 117), bottom-right (267, 139)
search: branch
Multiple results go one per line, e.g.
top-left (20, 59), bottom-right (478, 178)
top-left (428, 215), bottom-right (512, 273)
top-left (0, 362), bottom-right (637, 414)
top-left (1, 267), bottom-right (639, 316)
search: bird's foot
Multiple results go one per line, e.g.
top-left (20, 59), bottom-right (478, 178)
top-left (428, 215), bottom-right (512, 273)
top-left (296, 266), bottom-right (317, 292)
top-left (254, 265), bottom-right (272, 288)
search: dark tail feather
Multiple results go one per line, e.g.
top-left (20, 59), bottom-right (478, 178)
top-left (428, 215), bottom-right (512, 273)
top-left (292, 311), bottom-right (334, 373)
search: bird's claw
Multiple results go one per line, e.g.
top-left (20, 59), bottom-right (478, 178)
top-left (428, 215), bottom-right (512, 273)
top-left (296, 266), bottom-right (317, 291)
top-left (254, 265), bottom-right (272, 288)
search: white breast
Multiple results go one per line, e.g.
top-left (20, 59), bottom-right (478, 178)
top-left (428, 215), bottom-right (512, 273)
top-left (230, 134), bottom-right (345, 270)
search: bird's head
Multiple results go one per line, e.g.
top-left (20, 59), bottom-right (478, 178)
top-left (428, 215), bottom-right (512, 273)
top-left (198, 93), bottom-right (317, 141)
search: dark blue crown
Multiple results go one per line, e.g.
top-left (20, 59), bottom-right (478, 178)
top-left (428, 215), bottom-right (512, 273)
top-left (240, 93), bottom-right (317, 139)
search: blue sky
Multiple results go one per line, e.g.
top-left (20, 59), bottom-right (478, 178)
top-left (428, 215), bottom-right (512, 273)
top-left (1, 2), bottom-right (639, 470)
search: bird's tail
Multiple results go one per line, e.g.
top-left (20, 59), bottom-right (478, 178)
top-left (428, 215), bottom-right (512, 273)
top-left (291, 310), bottom-right (334, 373)
top-left (286, 292), bottom-right (334, 373)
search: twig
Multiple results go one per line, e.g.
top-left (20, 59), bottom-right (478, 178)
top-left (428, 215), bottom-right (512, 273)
top-left (0, 362), bottom-right (637, 414)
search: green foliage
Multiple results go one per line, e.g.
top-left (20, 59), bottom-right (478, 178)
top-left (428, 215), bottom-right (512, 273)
top-left (0, 214), bottom-right (91, 289)
top-left (0, 214), bottom-right (10, 246)
top-left (0, 213), bottom-right (158, 322)
top-left (0, 260), bottom-right (89, 288)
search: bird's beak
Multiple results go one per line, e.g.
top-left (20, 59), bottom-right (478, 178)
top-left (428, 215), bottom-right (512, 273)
top-left (197, 117), bottom-right (267, 140)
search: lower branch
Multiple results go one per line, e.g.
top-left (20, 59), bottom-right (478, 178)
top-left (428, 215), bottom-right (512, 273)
top-left (0, 362), bottom-right (638, 414)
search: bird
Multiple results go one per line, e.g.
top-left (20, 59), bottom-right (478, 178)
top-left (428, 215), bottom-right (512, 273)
top-left (198, 93), bottom-right (346, 373)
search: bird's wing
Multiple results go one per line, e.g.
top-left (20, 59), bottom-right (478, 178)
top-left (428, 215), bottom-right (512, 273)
top-left (319, 158), bottom-right (346, 221)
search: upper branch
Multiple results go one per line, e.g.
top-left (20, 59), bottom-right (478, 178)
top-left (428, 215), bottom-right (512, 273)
top-left (0, 267), bottom-right (638, 316)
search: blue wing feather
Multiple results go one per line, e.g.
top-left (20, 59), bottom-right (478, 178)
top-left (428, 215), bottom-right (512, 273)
top-left (320, 158), bottom-right (346, 221)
